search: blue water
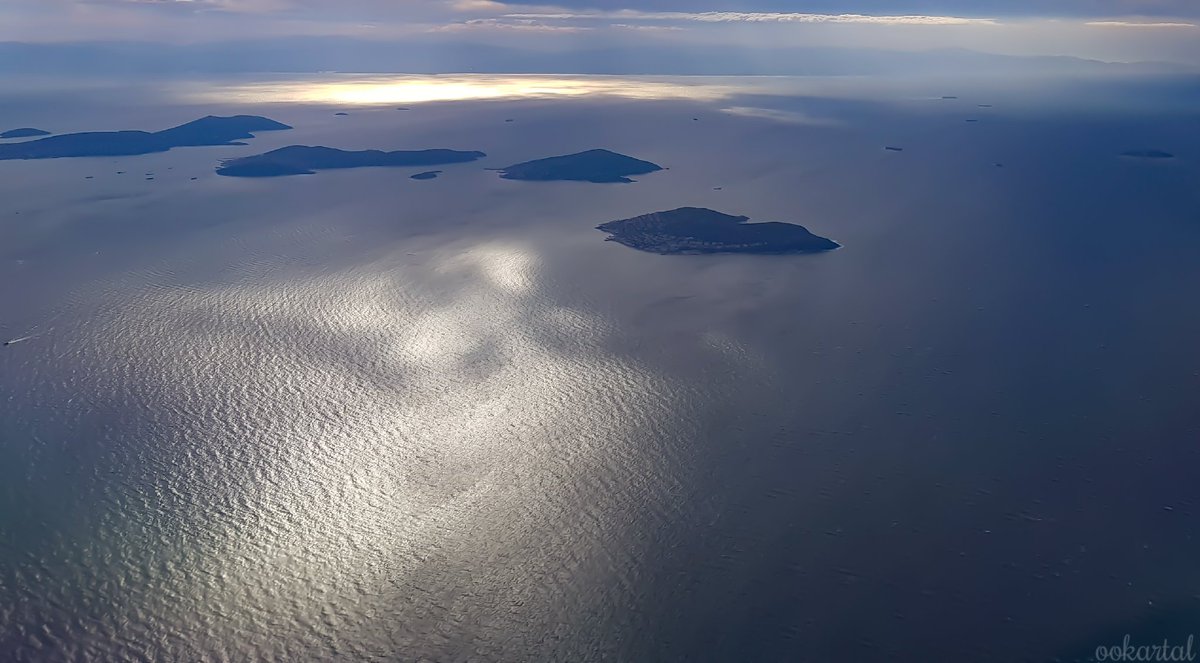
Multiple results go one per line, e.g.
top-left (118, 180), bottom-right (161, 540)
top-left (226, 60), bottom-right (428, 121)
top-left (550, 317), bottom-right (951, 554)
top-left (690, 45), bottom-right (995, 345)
top-left (1, 73), bottom-right (1199, 661)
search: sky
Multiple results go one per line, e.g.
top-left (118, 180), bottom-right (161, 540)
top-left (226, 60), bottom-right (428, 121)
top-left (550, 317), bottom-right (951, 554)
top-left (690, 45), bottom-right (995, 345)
top-left (1, 0), bottom-right (1198, 68)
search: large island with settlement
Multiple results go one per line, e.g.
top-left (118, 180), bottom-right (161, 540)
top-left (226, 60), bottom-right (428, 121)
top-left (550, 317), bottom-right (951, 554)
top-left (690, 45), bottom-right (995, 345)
top-left (596, 207), bottom-right (839, 254)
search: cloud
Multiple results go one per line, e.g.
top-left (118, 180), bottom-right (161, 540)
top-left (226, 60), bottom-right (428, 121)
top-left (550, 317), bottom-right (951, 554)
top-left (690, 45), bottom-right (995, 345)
top-left (1, 0), bottom-right (1198, 66)
top-left (505, 10), bottom-right (999, 26)
top-left (1085, 20), bottom-right (1197, 28)
top-left (610, 23), bottom-right (684, 31)
top-left (433, 17), bottom-right (590, 32)
top-left (80, 0), bottom-right (295, 12)
top-left (460, 0), bottom-right (1200, 19)
top-left (448, 0), bottom-right (510, 10)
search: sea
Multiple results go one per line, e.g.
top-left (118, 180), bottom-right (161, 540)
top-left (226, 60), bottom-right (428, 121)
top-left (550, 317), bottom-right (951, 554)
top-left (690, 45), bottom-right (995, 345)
top-left (1, 71), bottom-right (1199, 662)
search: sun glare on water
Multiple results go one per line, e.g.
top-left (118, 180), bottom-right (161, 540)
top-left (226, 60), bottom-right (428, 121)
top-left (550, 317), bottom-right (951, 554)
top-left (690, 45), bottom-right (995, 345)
top-left (177, 74), bottom-right (745, 105)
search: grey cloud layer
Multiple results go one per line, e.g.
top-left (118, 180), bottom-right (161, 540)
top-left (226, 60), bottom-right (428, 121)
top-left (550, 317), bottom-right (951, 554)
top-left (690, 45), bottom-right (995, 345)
top-left (485, 0), bottom-right (1200, 18)
top-left (29, 0), bottom-right (1200, 18)
top-left (0, 0), bottom-right (1196, 64)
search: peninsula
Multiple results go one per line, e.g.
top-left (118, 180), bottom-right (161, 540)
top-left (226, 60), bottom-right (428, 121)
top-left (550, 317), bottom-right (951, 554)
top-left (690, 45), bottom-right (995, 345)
top-left (498, 149), bottom-right (662, 183)
top-left (596, 207), bottom-right (839, 255)
top-left (216, 146), bottom-right (486, 177)
top-left (0, 115), bottom-right (290, 160)
top-left (1, 128), bottom-right (51, 139)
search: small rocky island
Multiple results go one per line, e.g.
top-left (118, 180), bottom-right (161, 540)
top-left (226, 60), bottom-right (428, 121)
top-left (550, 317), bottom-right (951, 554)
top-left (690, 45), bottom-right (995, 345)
top-left (596, 207), bottom-right (839, 255)
top-left (216, 146), bottom-right (486, 177)
top-left (1, 128), bottom-right (51, 139)
top-left (410, 170), bottom-right (441, 180)
top-left (499, 149), bottom-right (662, 183)
top-left (0, 115), bottom-right (290, 160)
top-left (1121, 149), bottom-right (1175, 159)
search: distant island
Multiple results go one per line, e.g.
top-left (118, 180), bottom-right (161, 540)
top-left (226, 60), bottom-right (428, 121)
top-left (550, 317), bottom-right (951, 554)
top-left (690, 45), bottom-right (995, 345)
top-left (498, 149), bottom-right (662, 183)
top-left (0, 115), bottom-right (290, 160)
top-left (410, 170), bottom-right (441, 180)
top-left (1121, 149), bottom-right (1175, 159)
top-left (216, 146), bottom-right (486, 177)
top-left (885, 146), bottom-right (904, 152)
top-left (596, 207), bottom-right (839, 255)
top-left (1, 128), bottom-right (51, 139)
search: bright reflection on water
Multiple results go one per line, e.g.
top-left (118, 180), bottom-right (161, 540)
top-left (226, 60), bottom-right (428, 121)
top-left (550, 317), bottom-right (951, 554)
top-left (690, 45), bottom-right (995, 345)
top-left (4, 71), bottom-right (1200, 662)
top-left (175, 74), bottom-right (750, 105)
top-left (6, 237), bottom-right (686, 659)
top-left (163, 71), bottom-right (1200, 113)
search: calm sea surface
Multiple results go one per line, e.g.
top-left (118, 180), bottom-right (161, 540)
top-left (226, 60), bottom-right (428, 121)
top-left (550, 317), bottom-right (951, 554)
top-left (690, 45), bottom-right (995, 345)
top-left (1, 73), bottom-right (1199, 661)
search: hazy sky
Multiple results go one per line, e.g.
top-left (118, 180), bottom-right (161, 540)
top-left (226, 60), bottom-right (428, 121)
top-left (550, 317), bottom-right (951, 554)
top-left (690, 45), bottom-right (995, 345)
top-left (1, 0), bottom-right (1198, 65)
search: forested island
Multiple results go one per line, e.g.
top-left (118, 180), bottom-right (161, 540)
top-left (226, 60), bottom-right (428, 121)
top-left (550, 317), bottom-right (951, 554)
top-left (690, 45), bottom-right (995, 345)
top-left (0, 116), bottom-right (290, 160)
top-left (597, 207), bottom-right (839, 255)
top-left (499, 149), bottom-right (662, 183)
top-left (1, 128), bottom-right (51, 139)
top-left (216, 146), bottom-right (486, 177)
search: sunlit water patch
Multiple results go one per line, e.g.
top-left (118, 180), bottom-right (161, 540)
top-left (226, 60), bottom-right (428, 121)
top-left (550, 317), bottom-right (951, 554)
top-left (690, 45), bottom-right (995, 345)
top-left (172, 74), bottom-right (750, 106)
top-left (1, 237), bottom-right (717, 660)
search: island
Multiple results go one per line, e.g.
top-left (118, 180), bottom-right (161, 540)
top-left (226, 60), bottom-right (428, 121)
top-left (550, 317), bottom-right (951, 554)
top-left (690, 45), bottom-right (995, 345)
top-left (1, 128), bottom-right (51, 139)
top-left (498, 149), bottom-right (662, 183)
top-left (215, 145), bottom-right (486, 177)
top-left (1121, 149), bottom-right (1174, 159)
top-left (410, 170), bottom-right (441, 180)
top-left (596, 207), bottom-right (839, 255)
top-left (885, 146), bottom-right (904, 152)
top-left (0, 115), bottom-right (291, 160)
